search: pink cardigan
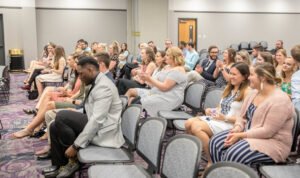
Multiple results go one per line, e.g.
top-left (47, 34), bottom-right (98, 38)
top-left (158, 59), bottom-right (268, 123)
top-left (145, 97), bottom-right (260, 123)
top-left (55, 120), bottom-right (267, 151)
top-left (235, 88), bottom-right (294, 162)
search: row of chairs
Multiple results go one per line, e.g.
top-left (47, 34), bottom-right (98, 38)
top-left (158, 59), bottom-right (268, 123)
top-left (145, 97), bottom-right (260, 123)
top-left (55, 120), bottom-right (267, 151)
top-left (158, 81), bottom-right (223, 134)
top-left (230, 41), bottom-right (268, 52)
top-left (77, 104), bottom-right (203, 178)
top-left (82, 89), bottom-right (299, 177)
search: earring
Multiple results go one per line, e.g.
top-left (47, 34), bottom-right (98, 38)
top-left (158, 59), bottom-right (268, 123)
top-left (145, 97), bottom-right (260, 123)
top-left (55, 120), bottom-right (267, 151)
top-left (260, 82), bottom-right (264, 91)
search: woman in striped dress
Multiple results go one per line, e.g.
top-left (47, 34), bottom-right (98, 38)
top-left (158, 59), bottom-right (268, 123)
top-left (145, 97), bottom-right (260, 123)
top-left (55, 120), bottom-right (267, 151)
top-left (209, 63), bottom-right (294, 166)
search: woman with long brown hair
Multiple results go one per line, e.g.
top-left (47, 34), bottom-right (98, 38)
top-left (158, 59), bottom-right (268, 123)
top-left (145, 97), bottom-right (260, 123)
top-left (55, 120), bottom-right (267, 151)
top-left (185, 62), bottom-right (250, 168)
top-left (35, 45), bottom-right (66, 99)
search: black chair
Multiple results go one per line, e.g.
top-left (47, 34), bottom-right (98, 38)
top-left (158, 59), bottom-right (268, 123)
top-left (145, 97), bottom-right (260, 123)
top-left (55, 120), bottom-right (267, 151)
top-left (239, 41), bottom-right (249, 50)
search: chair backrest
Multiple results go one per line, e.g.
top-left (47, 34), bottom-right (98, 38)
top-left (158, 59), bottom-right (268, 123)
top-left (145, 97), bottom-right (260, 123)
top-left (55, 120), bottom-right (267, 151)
top-left (291, 107), bottom-right (300, 152)
top-left (249, 41), bottom-right (258, 49)
top-left (126, 54), bottom-right (134, 63)
top-left (136, 117), bottom-right (167, 174)
top-left (184, 81), bottom-right (207, 113)
top-left (161, 134), bottom-right (202, 178)
top-left (203, 162), bottom-right (259, 178)
top-left (203, 87), bottom-right (223, 110)
top-left (260, 41), bottom-right (268, 50)
top-left (119, 95), bottom-right (128, 111)
top-left (230, 44), bottom-right (239, 51)
top-left (121, 104), bottom-right (143, 149)
top-left (240, 41), bottom-right (249, 50)
top-left (199, 49), bottom-right (208, 56)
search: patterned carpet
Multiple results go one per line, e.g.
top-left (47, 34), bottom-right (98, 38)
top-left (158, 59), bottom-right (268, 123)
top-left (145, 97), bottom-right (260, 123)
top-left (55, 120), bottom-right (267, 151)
top-left (0, 73), bottom-right (52, 178)
top-left (0, 73), bottom-right (148, 178)
top-left (0, 72), bottom-right (208, 178)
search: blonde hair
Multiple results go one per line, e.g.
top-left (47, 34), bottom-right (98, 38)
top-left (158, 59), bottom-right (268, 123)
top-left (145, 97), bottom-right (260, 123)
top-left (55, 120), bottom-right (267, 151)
top-left (236, 50), bottom-right (251, 66)
top-left (166, 47), bottom-right (185, 66)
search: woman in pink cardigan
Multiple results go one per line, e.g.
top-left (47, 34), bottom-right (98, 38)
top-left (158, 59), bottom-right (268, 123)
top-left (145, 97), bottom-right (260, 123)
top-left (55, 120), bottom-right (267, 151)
top-left (209, 63), bottom-right (294, 165)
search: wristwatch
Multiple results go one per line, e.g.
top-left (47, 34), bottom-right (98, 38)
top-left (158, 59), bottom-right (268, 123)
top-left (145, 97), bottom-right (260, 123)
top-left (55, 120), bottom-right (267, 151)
top-left (219, 68), bottom-right (224, 72)
top-left (72, 144), bottom-right (80, 151)
top-left (72, 100), bottom-right (76, 105)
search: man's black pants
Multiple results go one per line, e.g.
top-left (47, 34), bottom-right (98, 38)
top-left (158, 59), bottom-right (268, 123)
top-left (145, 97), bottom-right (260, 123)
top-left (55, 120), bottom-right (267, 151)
top-left (50, 110), bottom-right (88, 166)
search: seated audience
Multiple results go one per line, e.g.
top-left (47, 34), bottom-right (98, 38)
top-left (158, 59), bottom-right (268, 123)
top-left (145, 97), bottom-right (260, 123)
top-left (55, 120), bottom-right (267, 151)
top-left (34, 52), bottom-right (114, 157)
top-left (251, 44), bottom-right (264, 64)
top-left (213, 48), bottom-right (236, 87)
top-left (96, 43), bottom-right (107, 53)
top-left (235, 50), bottom-right (251, 66)
top-left (108, 43), bottom-right (120, 78)
top-left (184, 42), bottom-right (199, 71)
top-left (185, 62), bottom-right (250, 168)
top-left (164, 39), bottom-right (173, 51)
top-left (22, 43), bottom-right (56, 90)
top-left (134, 46), bottom-right (187, 117)
top-left (91, 42), bottom-right (98, 55)
top-left (281, 57), bottom-right (297, 97)
top-left (187, 45), bottom-right (219, 83)
top-left (13, 54), bottom-right (83, 139)
top-left (125, 50), bottom-right (167, 105)
top-left (275, 49), bottom-right (287, 77)
top-left (209, 63), bottom-right (294, 166)
top-left (41, 57), bottom-right (124, 178)
top-left (118, 42), bottom-right (129, 69)
top-left (117, 47), bottom-right (156, 95)
top-left (256, 51), bottom-right (274, 65)
top-left (291, 45), bottom-right (300, 108)
top-left (179, 41), bottom-right (188, 57)
top-left (270, 40), bottom-right (284, 55)
top-left (35, 46), bottom-right (67, 99)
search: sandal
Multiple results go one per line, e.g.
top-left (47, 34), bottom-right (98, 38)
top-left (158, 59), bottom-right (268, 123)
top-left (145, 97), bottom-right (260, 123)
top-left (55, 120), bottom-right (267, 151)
top-left (12, 129), bottom-right (33, 139)
top-left (23, 108), bottom-right (37, 115)
top-left (39, 132), bottom-right (48, 140)
top-left (35, 146), bottom-right (50, 155)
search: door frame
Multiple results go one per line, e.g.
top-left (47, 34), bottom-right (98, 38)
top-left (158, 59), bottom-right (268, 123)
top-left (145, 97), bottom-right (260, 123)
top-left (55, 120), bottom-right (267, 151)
top-left (178, 18), bottom-right (197, 50)
top-left (0, 14), bottom-right (5, 66)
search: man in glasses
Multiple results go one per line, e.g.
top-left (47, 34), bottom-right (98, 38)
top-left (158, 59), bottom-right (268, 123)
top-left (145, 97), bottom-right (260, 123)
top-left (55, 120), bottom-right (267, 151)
top-left (187, 45), bottom-right (219, 83)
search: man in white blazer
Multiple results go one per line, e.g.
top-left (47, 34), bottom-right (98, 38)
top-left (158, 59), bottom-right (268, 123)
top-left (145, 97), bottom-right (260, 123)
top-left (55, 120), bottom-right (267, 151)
top-left (43, 56), bottom-right (124, 178)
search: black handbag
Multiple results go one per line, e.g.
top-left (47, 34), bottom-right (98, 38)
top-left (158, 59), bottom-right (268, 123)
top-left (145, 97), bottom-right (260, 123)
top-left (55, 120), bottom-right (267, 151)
top-left (28, 90), bottom-right (38, 100)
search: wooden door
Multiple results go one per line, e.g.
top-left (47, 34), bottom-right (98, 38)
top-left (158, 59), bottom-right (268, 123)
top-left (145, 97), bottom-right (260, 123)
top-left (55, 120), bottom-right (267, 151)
top-left (178, 18), bottom-right (197, 50)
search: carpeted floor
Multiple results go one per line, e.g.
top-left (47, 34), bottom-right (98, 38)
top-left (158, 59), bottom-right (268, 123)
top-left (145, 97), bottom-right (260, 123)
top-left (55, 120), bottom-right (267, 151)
top-left (0, 72), bottom-right (209, 178)
top-left (0, 73), bottom-right (149, 178)
top-left (0, 72), bottom-right (50, 178)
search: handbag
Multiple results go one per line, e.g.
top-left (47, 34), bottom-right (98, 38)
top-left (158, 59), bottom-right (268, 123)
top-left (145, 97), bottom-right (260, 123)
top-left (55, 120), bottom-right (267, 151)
top-left (28, 90), bottom-right (38, 100)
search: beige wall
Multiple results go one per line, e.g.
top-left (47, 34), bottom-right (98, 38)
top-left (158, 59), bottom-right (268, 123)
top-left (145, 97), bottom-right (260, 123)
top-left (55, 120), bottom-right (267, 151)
top-left (138, 0), bottom-right (168, 50)
top-left (168, 0), bottom-right (300, 52)
top-left (36, 9), bottom-right (127, 56)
